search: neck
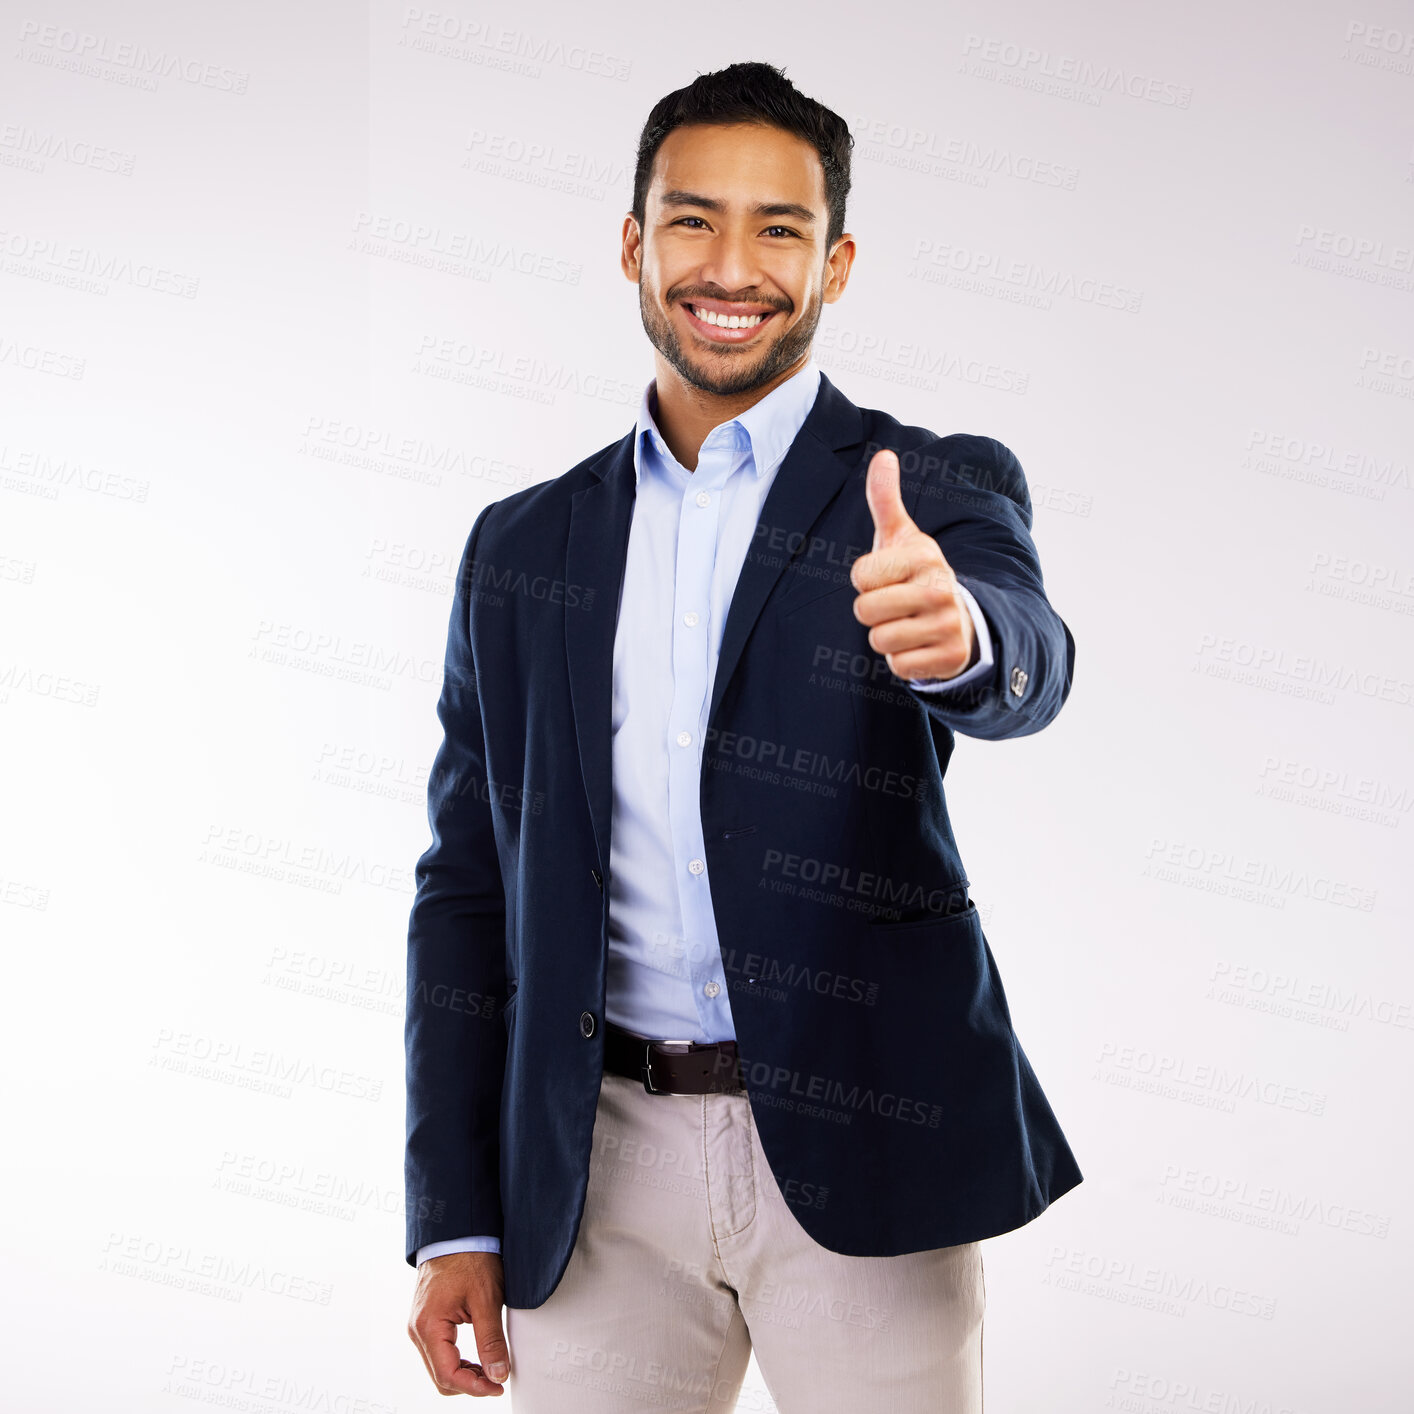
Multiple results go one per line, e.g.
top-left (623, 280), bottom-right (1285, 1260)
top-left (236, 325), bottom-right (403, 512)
top-left (650, 351), bottom-right (810, 472)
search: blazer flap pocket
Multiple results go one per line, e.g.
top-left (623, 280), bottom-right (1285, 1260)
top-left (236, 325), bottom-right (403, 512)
top-left (868, 895), bottom-right (977, 935)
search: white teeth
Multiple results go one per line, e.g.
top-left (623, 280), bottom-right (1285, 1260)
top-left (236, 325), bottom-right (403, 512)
top-left (690, 305), bottom-right (767, 329)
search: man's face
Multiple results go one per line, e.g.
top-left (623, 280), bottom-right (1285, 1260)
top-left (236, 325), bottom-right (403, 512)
top-left (623, 122), bottom-right (853, 397)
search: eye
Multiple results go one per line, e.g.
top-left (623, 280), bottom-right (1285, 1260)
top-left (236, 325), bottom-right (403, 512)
top-left (764, 225), bottom-right (799, 238)
top-left (672, 216), bottom-right (709, 229)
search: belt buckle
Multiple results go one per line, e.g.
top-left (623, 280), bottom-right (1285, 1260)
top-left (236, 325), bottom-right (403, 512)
top-left (642, 1039), bottom-right (693, 1095)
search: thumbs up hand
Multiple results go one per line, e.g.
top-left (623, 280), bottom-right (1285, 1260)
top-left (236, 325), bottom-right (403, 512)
top-left (850, 448), bottom-right (976, 682)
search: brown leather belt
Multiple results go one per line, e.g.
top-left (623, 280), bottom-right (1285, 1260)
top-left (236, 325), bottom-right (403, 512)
top-left (603, 1019), bottom-right (746, 1096)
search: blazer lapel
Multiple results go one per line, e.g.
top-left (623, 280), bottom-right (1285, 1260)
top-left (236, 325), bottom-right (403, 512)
top-left (564, 431), bottom-right (637, 879)
top-left (708, 371), bottom-right (864, 728)
top-left (563, 372), bottom-right (865, 878)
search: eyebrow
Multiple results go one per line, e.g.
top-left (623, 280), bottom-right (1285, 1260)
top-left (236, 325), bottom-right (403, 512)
top-left (658, 189), bottom-right (817, 225)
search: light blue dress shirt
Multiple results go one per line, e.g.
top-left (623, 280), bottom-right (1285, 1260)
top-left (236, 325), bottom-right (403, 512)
top-left (416, 360), bottom-right (994, 1263)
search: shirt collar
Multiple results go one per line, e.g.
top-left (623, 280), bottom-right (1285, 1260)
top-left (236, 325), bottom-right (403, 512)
top-left (632, 359), bottom-right (822, 486)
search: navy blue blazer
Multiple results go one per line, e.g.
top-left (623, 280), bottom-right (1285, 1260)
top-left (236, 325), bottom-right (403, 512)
top-left (404, 371), bottom-right (1083, 1308)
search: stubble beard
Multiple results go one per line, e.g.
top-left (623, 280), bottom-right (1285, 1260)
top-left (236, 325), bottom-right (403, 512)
top-left (638, 278), bottom-right (823, 398)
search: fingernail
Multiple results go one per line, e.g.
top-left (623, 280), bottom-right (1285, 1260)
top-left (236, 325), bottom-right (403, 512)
top-left (488, 1362), bottom-right (509, 1382)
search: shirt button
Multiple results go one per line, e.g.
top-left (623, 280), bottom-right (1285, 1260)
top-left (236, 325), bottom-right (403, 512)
top-left (695, 491), bottom-right (711, 508)
top-left (683, 611), bottom-right (700, 627)
top-left (703, 981), bottom-right (721, 998)
top-left (688, 858), bottom-right (705, 875)
top-left (676, 731), bottom-right (692, 747)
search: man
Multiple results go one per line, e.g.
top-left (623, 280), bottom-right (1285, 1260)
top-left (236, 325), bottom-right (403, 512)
top-left (405, 61), bottom-right (1082, 1411)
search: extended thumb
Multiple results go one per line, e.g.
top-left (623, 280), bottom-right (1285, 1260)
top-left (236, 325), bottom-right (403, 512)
top-left (865, 448), bottom-right (912, 549)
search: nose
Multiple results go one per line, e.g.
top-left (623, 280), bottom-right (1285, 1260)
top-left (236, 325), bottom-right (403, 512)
top-left (694, 225), bottom-right (768, 303)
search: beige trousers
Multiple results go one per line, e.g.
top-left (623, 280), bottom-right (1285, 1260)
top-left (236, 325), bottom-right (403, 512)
top-left (504, 1069), bottom-right (985, 1412)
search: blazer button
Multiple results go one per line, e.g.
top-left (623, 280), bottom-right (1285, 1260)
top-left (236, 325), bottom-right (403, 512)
top-left (1009, 666), bottom-right (1028, 697)
top-left (579, 1010), bottom-right (596, 1038)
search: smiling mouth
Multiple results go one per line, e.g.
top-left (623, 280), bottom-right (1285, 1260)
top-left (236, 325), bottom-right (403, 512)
top-left (680, 301), bottom-right (781, 341)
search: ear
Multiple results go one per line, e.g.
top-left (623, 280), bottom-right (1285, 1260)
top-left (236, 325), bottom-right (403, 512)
top-left (822, 234), bottom-right (856, 304)
top-left (621, 213), bottom-right (643, 284)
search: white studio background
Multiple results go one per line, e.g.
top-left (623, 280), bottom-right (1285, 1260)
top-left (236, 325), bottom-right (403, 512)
top-left (2, 2), bottom-right (1410, 1410)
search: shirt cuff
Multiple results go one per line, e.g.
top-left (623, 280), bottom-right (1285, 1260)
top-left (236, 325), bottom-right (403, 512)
top-left (907, 581), bottom-right (994, 693)
top-left (416, 1236), bottom-right (502, 1264)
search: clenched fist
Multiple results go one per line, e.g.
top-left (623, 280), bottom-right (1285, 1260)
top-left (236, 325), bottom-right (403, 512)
top-left (850, 448), bottom-right (976, 682)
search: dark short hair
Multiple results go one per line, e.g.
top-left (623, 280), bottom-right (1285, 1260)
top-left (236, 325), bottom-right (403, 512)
top-left (632, 61), bottom-right (854, 252)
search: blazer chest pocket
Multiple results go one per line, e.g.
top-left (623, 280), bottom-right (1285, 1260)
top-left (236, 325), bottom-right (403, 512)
top-left (780, 576), bottom-right (856, 620)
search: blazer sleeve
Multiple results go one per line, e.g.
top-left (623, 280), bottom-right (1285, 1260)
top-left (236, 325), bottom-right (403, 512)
top-left (900, 435), bottom-right (1076, 741)
top-left (404, 502), bottom-right (510, 1265)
